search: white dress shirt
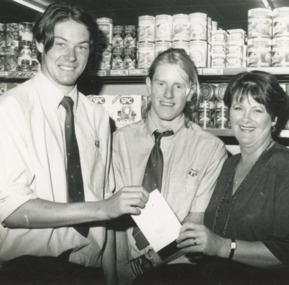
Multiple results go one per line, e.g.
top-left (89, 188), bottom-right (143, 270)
top-left (0, 71), bottom-right (113, 267)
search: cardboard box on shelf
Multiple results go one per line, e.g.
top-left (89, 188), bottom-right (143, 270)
top-left (87, 94), bottom-right (146, 129)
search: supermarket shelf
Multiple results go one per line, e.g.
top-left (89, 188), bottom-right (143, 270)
top-left (0, 70), bottom-right (37, 80)
top-left (2, 67), bottom-right (289, 81)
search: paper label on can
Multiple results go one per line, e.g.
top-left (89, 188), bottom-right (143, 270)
top-left (138, 16), bottom-right (155, 42)
top-left (155, 15), bottom-right (172, 42)
top-left (172, 14), bottom-right (189, 41)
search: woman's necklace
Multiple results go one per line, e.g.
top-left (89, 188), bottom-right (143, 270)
top-left (212, 139), bottom-right (275, 236)
top-left (233, 139), bottom-right (275, 192)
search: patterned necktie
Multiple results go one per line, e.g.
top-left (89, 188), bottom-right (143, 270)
top-left (61, 96), bottom-right (89, 237)
top-left (133, 130), bottom-right (174, 250)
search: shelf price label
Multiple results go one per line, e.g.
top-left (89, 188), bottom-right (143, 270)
top-left (110, 70), bottom-right (129, 76)
top-left (97, 70), bottom-right (109, 77)
top-left (128, 69), bottom-right (148, 76)
top-left (202, 68), bottom-right (224, 75)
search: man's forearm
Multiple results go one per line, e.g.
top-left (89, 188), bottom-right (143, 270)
top-left (3, 198), bottom-right (109, 228)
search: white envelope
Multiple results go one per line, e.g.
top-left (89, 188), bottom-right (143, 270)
top-left (131, 190), bottom-right (182, 252)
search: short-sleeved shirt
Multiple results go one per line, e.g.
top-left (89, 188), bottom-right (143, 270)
top-left (0, 71), bottom-right (112, 267)
top-left (113, 113), bottom-right (227, 259)
top-left (205, 142), bottom-right (289, 266)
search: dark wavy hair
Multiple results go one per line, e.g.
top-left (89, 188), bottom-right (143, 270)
top-left (33, 2), bottom-right (99, 63)
top-left (143, 48), bottom-right (200, 127)
top-left (223, 70), bottom-right (289, 139)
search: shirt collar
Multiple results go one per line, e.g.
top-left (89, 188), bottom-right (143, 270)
top-left (145, 112), bottom-right (185, 137)
top-left (35, 70), bottom-right (79, 111)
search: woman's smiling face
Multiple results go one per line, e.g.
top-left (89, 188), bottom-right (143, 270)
top-left (230, 94), bottom-right (274, 148)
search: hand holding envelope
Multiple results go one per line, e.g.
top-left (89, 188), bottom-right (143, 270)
top-left (131, 189), bottom-right (182, 253)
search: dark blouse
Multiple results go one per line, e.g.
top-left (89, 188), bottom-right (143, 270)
top-left (205, 142), bottom-right (289, 265)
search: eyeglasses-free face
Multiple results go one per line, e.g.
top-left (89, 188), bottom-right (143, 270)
top-left (146, 63), bottom-right (194, 127)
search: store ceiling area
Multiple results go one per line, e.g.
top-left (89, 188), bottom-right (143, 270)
top-left (1, 0), bottom-right (289, 31)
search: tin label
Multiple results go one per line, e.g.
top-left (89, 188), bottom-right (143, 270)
top-left (138, 16), bottom-right (155, 43)
top-left (172, 14), bottom-right (189, 41)
top-left (155, 15), bottom-right (172, 42)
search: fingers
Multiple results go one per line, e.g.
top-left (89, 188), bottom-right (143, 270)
top-left (111, 186), bottom-right (149, 217)
top-left (118, 186), bottom-right (149, 207)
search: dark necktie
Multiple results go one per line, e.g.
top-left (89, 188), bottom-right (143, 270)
top-left (133, 130), bottom-right (174, 250)
top-left (61, 96), bottom-right (89, 237)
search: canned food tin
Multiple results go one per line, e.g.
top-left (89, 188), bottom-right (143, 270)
top-left (207, 17), bottom-right (212, 43)
top-left (227, 29), bottom-right (246, 44)
top-left (189, 12), bottom-right (207, 41)
top-left (247, 38), bottom-right (272, 67)
top-left (5, 23), bottom-right (19, 51)
top-left (4, 50), bottom-right (17, 71)
top-left (211, 55), bottom-right (226, 68)
top-left (248, 8), bottom-right (272, 39)
top-left (189, 40), bottom-right (207, 68)
top-left (226, 44), bottom-right (244, 58)
top-left (273, 7), bottom-right (289, 37)
top-left (211, 44), bottom-right (226, 56)
top-left (123, 47), bottom-right (136, 69)
top-left (172, 14), bottom-right (189, 41)
top-left (215, 83), bottom-right (228, 101)
top-left (31, 45), bottom-right (40, 71)
top-left (212, 21), bottom-right (218, 31)
top-left (200, 83), bottom-right (216, 101)
top-left (0, 30), bottom-right (5, 52)
top-left (198, 101), bottom-right (213, 128)
top-left (155, 14), bottom-right (172, 42)
top-left (19, 22), bottom-right (33, 42)
top-left (0, 52), bottom-right (5, 71)
top-left (112, 47), bottom-right (124, 70)
top-left (112, 25), bottom-right (124, 48)
top-left (125, 25), bottom-right (137, 37)
top-left (272, 36), bottom-right (289, 66)
top-left (96, 17), bottom-right (113, 44)
top-left (211, 30), bottom-right (227, 44)
top-left (138, 15), bottom-right (155, 43)
top-left (124, 25), bottom-right (137, 48)
top-left (17, 41), bottom-right (32, 71)
top-left (137, 42), bottom-right (155, 69)
top-left (226, 56), bottom-right (243, 68)
top-left (215, 101), bottom-right (229, 129)
top-left (99, 44), bottom-right (112, 70)
top-left (154, 41), bottom-right (171, 56)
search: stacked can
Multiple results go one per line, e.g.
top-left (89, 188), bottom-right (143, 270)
top-left (210, 30), bottom-right (227, 68)
top-left (123, 25), bottom-right (137, 69)
top-left (154, 14), bottom-right (172, 56)
top-left (214, 83), bottom-right (230, 129)
top-left (247, 8), bottom-right (272, 67)
top-left (272, 7), bottom-right (289, 67)
top-left (0, 24), bottom-right (5, 71)
top-left (226, 29), bottom-right (246, 68)
top-left (96, 17), bottom-right (113, 70)
top-left (198, 83), bottom-right (216, 128)
top-left (172, 14), bottom-right (190, 54)
top-left (0, 23), bottom-right (5, 53)
top-left (17, 22), bottom-right (34, 71)
top-left (4, 23), bottom-right (19, 72)
top-left (137, 16), bottom-right (155, 69)
top-left (189, 13), bottom-right (208, 68)
top-left (112, 25), bottom-right (124, 70)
